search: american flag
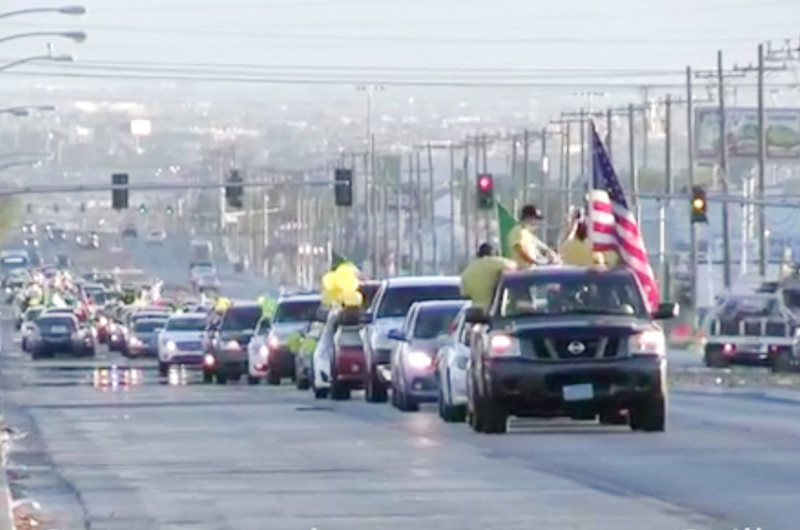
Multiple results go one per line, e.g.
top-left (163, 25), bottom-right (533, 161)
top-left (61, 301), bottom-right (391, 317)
top-left (588, 122), bottom-right (660, 311)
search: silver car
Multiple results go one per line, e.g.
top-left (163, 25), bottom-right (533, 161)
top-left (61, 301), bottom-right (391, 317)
top-left (434, 302), bottom-right (472, 422)
top-left (388, 300), bottom-right (467, 412)
top-left (126, 317), bottom-right (168, 358)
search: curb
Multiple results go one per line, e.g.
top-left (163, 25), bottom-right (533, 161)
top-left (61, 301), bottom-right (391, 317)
top-left (674, 385), bottom-right (800, 405)
top-left (0, 422), bottom-right (15, 530)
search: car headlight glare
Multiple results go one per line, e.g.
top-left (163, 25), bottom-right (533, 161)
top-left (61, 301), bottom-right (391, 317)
top-left (407, 351), bottom-right (433, 370)
top-left (166, 341), bottom-right (177, 352)
top-left (628, 330), bottom-right (665, 356)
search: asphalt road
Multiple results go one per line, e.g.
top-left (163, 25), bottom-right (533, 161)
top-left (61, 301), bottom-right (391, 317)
top-left (3, 236), bottom-right (800, 529)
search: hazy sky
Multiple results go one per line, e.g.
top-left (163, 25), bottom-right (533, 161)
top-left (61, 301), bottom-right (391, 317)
top-left (1, 0), bottom-right (799, 111)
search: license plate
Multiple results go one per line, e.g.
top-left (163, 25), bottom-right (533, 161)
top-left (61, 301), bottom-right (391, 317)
top-left (562, 384), bottom-right (594, 402)
top-left (51, 326), bottom-right (68, 333)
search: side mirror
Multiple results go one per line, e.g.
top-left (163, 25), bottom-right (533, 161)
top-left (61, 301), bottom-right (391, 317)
top-left (652, 302), bottom-right (679, 320)
top-left (359, 312), bottom-right (373, 324)
top-left (464, 307), bottom-right (490, 324)
top-left (386, 328), bottom-right (407, 342)
top-left (315, 308), bottom-right (329, 322)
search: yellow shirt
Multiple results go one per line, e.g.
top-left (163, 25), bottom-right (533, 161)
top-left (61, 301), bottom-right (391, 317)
top-left (508, 223), bottom-right (537, 268)
top-left (559, 237), bottom-right (594, 266)
top-left (460, 256), bottom-right (515, 310)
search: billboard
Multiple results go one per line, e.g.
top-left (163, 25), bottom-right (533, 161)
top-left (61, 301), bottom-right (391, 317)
top-left (694, 107), bottom-right (800, 160)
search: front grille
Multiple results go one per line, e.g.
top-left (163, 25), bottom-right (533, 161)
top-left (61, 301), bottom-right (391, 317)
top-left (743, 320), bottom-right (762, 336)
top-left (718, 319), bottom-right (739, 335)
top-left (176, 341), bottom-right (203, 351)
top-left (765, 321), bottom-right (788, 337)
top-left (530, 336), bottom-right (620, 360)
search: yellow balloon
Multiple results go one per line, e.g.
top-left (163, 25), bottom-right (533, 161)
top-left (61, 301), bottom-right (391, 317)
top-left (322, 288), bottom-right (338, 306)
top-left (322, 272), bottom-right (335, 291)
top-left (342, 290), bottom-right (363, 307)
top-left (338, 263), bottom-right (360, 279)
top-left (335, 273), bottom-right (359, 294)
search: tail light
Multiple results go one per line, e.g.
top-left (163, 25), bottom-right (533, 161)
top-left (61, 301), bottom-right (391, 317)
top-left (488, 334), bottom-right (520, 357)
top-left (204, 354), bottom-right (215, 366)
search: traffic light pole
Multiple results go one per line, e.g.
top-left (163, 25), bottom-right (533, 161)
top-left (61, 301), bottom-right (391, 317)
top-left (686, 66), bottom-right (698, 314)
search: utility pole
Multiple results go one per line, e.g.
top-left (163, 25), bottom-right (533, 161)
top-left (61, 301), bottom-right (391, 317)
top-left (462, 144), bottom-right (470, 264)
top-left (522, 129), bottom-right (530, 204)
top-left (416, 149), bottom-right (423, 273)
top-left (427, 142), bottom-right (437, 273)
top-left (686, 66), bottom-right (698, 315)
top-left (449, 143), bottom-right (456, 272)
top-left (662, 94), bottom-right (672, 300)
top-left (717, 51), bottom-right (732, 289)
top-left (695, 53), bottom-right (748, 290)
top-left (734, 43), bottom-right (789, 278)
top-left (606, 108), bottom-right (613, 163)
top-left (407, 152), bottom-right (415, 274)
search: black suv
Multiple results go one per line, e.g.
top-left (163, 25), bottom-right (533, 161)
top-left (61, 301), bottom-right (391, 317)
top-left (203, 302), bottom-right (262, 384)
top-left (464, 266), bottom-right (677, 434)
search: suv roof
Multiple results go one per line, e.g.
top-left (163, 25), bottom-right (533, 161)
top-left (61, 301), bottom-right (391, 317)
top-left (278, 294), bottom-right (321, 303)
top-left (383, 275), bottom-right (460, 288)
top-left (500, 265), bottom-right (635, 282)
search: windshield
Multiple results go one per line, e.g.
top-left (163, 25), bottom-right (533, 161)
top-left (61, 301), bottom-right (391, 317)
top-left (1, 257), bottom-right (27, 270)
top-left (274, 300), bottom-right (320, 323)
top-left (165, 317), bottom-right (206, 332)
top-left (221, 307), bottom-right (262, 331)
top-left (376, 285), bottom-right (463, 318)
top-left (134, 320), bottom-right (167, 332)
top-left (497, 274), bottom-right (647, 318)
top-left (359, 283), bottom-right (380, 309)
top-left (25, 309), bottom-right (43, 321)
top-left (413, 305), bottom-right (464, 339)
top-left (720, 296), bottom-right (781, 318)
top-left (38, 317), bottom-right (75, 332)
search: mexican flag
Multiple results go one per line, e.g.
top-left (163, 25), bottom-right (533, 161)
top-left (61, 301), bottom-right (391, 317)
top-left (496, 201), bottom-right (517, 259)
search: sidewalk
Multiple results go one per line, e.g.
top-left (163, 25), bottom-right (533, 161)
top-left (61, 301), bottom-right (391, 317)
top-left (0, 418), bottom-right (14, 530)
top-left (675, 384), bottom-right (800, 404)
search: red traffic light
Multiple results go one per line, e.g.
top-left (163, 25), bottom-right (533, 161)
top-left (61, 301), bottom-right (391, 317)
top-left (478, 174), bottom-right (493, 191)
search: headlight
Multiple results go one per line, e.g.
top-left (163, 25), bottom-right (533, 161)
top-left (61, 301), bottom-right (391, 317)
top-left (407, 351), bottom-right (433, 369)
top-left (129, 337), bottom-right (143, 347)
top-left (98, 316), bottom-right (108, 326)
top-left (487, 333), bottom-right (521, 357)
top-left (628, 330), bottom-right (665, 357)
top-left (225, 340), bottom-right (241, 350)
top-left (267, 334), bottom-right (280, 349)
top-left (259, 345), bottom-right (268, 357)
top-left (166, 341), bottom-right (177, 352)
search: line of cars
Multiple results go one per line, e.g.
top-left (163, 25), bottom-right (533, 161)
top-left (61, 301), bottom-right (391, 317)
top-left (244, 266), bottom-right (678, 434)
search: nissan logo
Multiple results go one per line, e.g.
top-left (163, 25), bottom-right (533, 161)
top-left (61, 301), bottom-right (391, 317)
top-left (567, 341), bottom-right (586, 354)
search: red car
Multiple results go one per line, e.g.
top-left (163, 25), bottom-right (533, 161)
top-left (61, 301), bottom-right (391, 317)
top-left (328, 310), bottom-right (368, 400)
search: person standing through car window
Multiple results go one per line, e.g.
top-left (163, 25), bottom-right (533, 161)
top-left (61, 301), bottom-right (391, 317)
top-left (507, 204), bottom-right (560, 269)
top-left (460, 243), bottom-right (516, 310)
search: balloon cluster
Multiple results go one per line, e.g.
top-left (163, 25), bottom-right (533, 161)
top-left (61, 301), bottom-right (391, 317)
top-left (321, 262), bottom-right (363, 307)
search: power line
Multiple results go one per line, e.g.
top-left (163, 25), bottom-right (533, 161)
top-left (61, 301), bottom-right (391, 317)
top-left (3, 68), bottom-right (800, 89)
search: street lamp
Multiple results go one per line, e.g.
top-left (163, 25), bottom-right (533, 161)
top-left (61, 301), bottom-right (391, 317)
top-left (0, 54), bottom-right (74, 72)
top-left (0, 31), bottom-right (86, 47)
top-left (0, 6), bottom-right (86, 21)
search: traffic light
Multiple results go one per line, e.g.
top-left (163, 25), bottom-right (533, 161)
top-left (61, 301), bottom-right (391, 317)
top-left (225, 169), bottom-right (244, 209)
top-left (476, 173), bottom-right (494, 209)
top-left (166, 205), bottom-right (174, 215)
top-left (691, 186), bottom-right (708, 224)
top-left (334, 168), bottom-right (353, 207)
top-left (112, 173), bottom-right (129, 210)
top-left (138, 203), bottom-right (147, 215)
